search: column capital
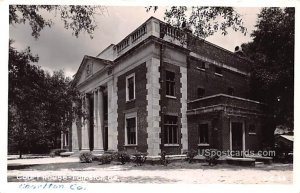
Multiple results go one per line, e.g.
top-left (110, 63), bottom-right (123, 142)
top-left (98, 86), bottom-right (105, 92)
top-left (92, 89), bottom-right (98, 94)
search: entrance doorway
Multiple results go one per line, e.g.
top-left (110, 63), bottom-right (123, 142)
top-left (230, 122), bottom-right (245, 156)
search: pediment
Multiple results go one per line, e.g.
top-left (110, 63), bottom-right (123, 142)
top-left (72, 55), bottom-right (113, 87)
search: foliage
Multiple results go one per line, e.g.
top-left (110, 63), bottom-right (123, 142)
top-left (132, 152), bottom-right (148, 166)
top-left (9, 5), bottom-right (106, 39)
top-left (203, 149), bottom-right (219, 166)
top-left (9, 5), bottom-right (103, 157)
top-left (184, 149), bottom-right (198, 163)
top-left (146, 6), bottom-right (247, 38)
top-left (159, 151), bottom-right (169, 166)
top-left (8, 40), bottom-right (44, 157)
top-left (49, 149), bottom-right (67, 158)
top-left (116, 151), bottom-right (131, 165)
top-left (242, 8), bottom-right (294, 130)
top-left (8, 41), bottom-right (80, 157)
top-left (79, 152), bottom-right (94, 163)
top-left (94, 154), bottom-right (115, 164)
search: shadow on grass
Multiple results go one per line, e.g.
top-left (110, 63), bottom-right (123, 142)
top-left (8, 164), bottom-right (40, 170)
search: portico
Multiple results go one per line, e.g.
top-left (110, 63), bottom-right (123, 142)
top-left (73, 85), bottom-right (108, 154)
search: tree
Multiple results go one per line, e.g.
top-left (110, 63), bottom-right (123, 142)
top-left (41, 70), bottom-right (78, 150)
top-left (242, 8), bottom-right (294, 131)
top-left (8, 5), bottom-right (99, 156)
top-left (8, 41), bottom-right (79, 156)
top-left (9, 5), bottom-right (106, 39)
top-left (8, 40), bottom-right (46, 157)
top-left (146, 6), bottom-right (247, 38)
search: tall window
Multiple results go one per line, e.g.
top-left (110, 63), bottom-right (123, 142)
top-left (126, 74), bottom-right (135, 101)
top-left (198, 124), bottom-right (209, 144)
top-left (197, 87), bottom-right (205, 98)
top-left (166, 70), bottom-right (175, 96)
top-left (126, 117), bottom-right (137, 145)
top-left (164, 115), bottom-right (178, 144)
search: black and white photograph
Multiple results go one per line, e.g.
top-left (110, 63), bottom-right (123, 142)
top-left (1, 1), bottom-right (299, 192)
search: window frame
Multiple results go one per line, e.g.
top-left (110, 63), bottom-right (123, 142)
top-left (126, 73), bottom-right (136, 102)
top-left (165, 70), bottom-right (176, 97)
top-left (198, 123), bottom-right (209, 145)
top-left (124, 112), bottom-right (138, 145)
top-left (164, 115), bottom-right (178, 145)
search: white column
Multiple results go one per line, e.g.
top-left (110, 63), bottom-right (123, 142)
top-left (71, 101), bottom-right (79, 151)
top-left (94, 87), bottom-right (104, 153)
top-left (60, 131), bottom-right (64, 149)
top-left (93, 89), bottom-right (98, 151)
top-left (81, 94), bottom-right (90, 151)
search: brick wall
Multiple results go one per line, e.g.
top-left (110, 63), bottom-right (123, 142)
top-left (160, 62), bottom-right (183, 154)
top-left (117, 63), bottom-right (148, 153)
top-left (188, 37), bottom-right (252, 72)
top-left (187, 112), bottom-right (222, 151)
top-left (187, 58), bottom-right (250, 101)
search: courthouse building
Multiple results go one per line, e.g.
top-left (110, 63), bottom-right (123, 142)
top-left (68, 17), bottom-right (267, 156)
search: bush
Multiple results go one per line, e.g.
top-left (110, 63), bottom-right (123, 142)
top-left (204, 149), bottom-right (219, 166)
top-left (79, 152), bottom-right (94, 163)
top-left (95, 154), bottom-right (114, 164)
top-left (184, 149), bottom-right (198, 163)
top-left (50, 149), bottom-right (67, 158)
top-left (132, 152), bottom-right (148, 166)
top-left (117, 151), bottom-right (131, 164)
top-left (159, 151), bottom-right (168, 166)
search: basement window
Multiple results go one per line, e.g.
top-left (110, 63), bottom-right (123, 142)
top-left (164, 115), bottom-right (178, 145)
top-left (166, 70), bottom-right (175, 97)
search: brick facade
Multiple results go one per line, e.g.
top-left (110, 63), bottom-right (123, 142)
top-left (160, 62), bottom-right (183, 154)
top-left (187, 57), bottom-right (250, 101)
top-left (117, 63), bottom-right (148, 153)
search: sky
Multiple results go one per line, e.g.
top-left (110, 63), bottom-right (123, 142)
top-left (9, 6), bottom-right (261, 78)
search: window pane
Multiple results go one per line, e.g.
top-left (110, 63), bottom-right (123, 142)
top-left (127, 118), bottom-right (136, 144)
top-left (127, 77), bottom-right (134, 100)
top-left (173, 127), bottom-right (177, 143)
top-left (164, 115), bottom-right (178, 144)
top-left (166, 71), bottom-right (175, 81)
top-left (166, 71), bottom-right (175, 96)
